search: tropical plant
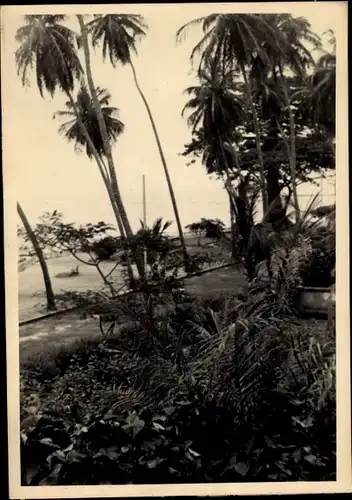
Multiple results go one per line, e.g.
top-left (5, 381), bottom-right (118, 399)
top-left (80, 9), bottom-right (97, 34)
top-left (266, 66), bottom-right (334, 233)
top-left (91, 236), bottom-right (122, 261)
top-left (253, 14), bottom-right (322, 222)
top-left (299, 41), bottom-right (336, 146)
top-left (76, 16), bottom-right (138, 245)
top-left (22, 210), bottom-right (125, 296)
top-left (85, 14), bottom-right (191, 271)
top-left (121, 218), bottom-right (187, 290)
top-left (17, 202), bottom-right (56, 311)
top-left (182, 57), bottom-right (249, 255)
top-left (53, 85), bottom-right (136, 286)
top-left (54, 86), bottom-right (124, 158)
top-left (177, 14), bottom-right (289, 214)
top-left (182, 58), bottom-right (245, 179)
top-left (15, 14), bottom-right (141, 284)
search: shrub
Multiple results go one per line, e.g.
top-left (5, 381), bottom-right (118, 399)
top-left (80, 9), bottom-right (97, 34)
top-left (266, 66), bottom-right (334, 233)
top-left (91, 236), bottom-right (121, 261)
top-left (20, 289), bottom-right (335, 484)
top-left (299, 227), bottom-right (335, 288)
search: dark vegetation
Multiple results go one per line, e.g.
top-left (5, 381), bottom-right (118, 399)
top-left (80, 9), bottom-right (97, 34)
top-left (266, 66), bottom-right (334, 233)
top-left (17, 13), bottom-right (336, 487)
top-left (20, 208), bottom-right (336, 485)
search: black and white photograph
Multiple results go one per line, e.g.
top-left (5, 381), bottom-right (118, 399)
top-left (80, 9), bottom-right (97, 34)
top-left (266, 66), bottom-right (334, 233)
top-left (2, 2), bottom-right (350, 497)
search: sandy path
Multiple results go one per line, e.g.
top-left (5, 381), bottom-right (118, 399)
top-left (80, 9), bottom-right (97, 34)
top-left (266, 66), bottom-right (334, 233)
top-left (19, 267), bottom-right (247, 358)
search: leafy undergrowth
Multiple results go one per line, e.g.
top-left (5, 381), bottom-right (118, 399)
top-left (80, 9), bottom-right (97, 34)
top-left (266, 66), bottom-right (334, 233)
top-left (20, 295), bottom-right (336, 485)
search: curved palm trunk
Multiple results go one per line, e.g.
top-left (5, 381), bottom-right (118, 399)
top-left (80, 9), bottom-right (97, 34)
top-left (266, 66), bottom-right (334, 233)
top-left (77, 15), bottom-right (145, 280)
top-left (129, 60), bottom-right (191, 272)
top-left (240, 62), bottom-right (268, 217)
top-left (100, 159), bottom-right (135, 287)
top-left (64, 90), bottom-right (136, 288)
top-left (279, 65), bottom-right (300, 223)
top-left (17, 202), bottom-right (56, 311)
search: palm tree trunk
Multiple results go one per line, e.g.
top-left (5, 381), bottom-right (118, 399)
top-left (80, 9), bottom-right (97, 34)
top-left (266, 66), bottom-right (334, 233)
top-left (100, 159), bottom-right (135, 287)
top-left (129, 60), bottom-right (191, 272)
top-left (17, 202), bottom-right (56, 311)
top-left (64, 90), bottom-right (136, 287)
top-left (279, 65), bottom-right (300, 223)
top-left (239, 62), bottom-right (268, 216)
top-left (77, 15), bottom-right (145, 280)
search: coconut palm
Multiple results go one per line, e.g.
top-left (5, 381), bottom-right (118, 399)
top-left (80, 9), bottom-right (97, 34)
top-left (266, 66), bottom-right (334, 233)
top-left (182, 59), bottom-right (244, 176)
top-left (17, 202), bottom-right (56, 311)
top-left (85, 14), bottom-right (191, 271)
top-left (177, 14), bottom-right (286, 214)
top-left (15, 15), bottom-right (82, 97)
top-left (54, 85), bottom-right (124, 158)
top-left (253, 14), bottom-right (322, 222)
top-left (300, 48), bottom-right (336, 141)
top-left (15, 15), bottom-right (143, 283)
top-left (15, 18), bottom-right (136, 246)
top-left (53, 85), bottom-right (136, 286)
top-left (250, 71), bottom-right (287, 222)
top-left (182, 59), bottom-right (249, 253)
top-left (76, 17), bottom-right (140, 260)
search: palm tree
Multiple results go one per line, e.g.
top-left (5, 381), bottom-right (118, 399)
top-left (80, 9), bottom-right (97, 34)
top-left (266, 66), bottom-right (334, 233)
top-left (84, 14), bottom-right (191, 271)
top-left (182, 58), bottom-right (249, 253)
top-left (15, 15), bottom-right (143, 283)
top-left (299, 38), bottom-right (336, 147)
top-left (17, 202), bottom-right (56, 311)
top-left (15, 19), bottom-right (132, 246)
top-left (182, 59), bottom-right (244, 178)
top-left (54, 85), bottom-right (124, 158)
top-left (76, 17), bottom-right (141, 262)
top-left (53, 85), bottom-right (136, 286)
top-left (254, 14), bottom-right (322, 222)
top-left (177, 14), bottom-right (286, 215)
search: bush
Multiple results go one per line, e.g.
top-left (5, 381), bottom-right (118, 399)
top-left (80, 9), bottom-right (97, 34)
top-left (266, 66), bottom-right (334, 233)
top-left (300, 227), bottom-right (335, 288)
top-left (20, 290), bottom-right (335, 485)
top-left (91, 237), bottom-right (121, 261)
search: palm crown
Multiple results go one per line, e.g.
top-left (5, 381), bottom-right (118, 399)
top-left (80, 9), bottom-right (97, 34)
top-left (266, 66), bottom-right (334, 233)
top-left (177, 14), bottom-right (283, 72)
top-left (15, 15), bottom-right (82, 97)
top-left (182, 60), bottom-right (244, 138)
top-left (54, 86), bottom-right (124, 158)
top-left (86, 14), bottom-right (147, 66)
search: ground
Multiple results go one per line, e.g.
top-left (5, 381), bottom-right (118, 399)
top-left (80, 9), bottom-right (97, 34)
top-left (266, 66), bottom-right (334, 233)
top-left (18, 237), bottom-right (228, 322)
top-left (19, 240), bottom-right (247, 358)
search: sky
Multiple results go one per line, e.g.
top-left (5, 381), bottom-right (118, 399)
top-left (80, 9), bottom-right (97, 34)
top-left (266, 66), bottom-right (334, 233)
top-left (3, 3), bottom-right (342, 236)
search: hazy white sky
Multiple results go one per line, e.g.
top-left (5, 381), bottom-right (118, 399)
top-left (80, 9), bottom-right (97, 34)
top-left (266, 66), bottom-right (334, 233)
top-left (3, 3), bottom-right (342, 234)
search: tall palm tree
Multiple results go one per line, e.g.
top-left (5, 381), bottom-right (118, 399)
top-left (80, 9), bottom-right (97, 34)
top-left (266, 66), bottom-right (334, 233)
top-left (76, 17), bottom-right (140, 257)
top-left (299, 42), bottom-right (336, 146)
top-left (182, 59), bottom-right (244, 178)
top-left (84, 14), bottom-right (191, 271)
top-left (182, 59), bottom-right (254, 252)
top-left (254, 14), bottom-right (322, 222)
top-left (54, 85), bottom-right (124, 158)
top-left (17, 202), bottom-right (56, 311)
top-left (15, 15), bottom-right (143, 282)
top-left (177, 14), bottom-right (285, 215)
top-left (53, 85), bottom-right (136, 286)
top-left (15, 19), bottom-right (133, 248)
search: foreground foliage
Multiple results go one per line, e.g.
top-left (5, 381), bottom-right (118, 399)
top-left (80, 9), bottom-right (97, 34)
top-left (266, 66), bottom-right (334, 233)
top-left (21, 290), bottom-right (335, 485)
